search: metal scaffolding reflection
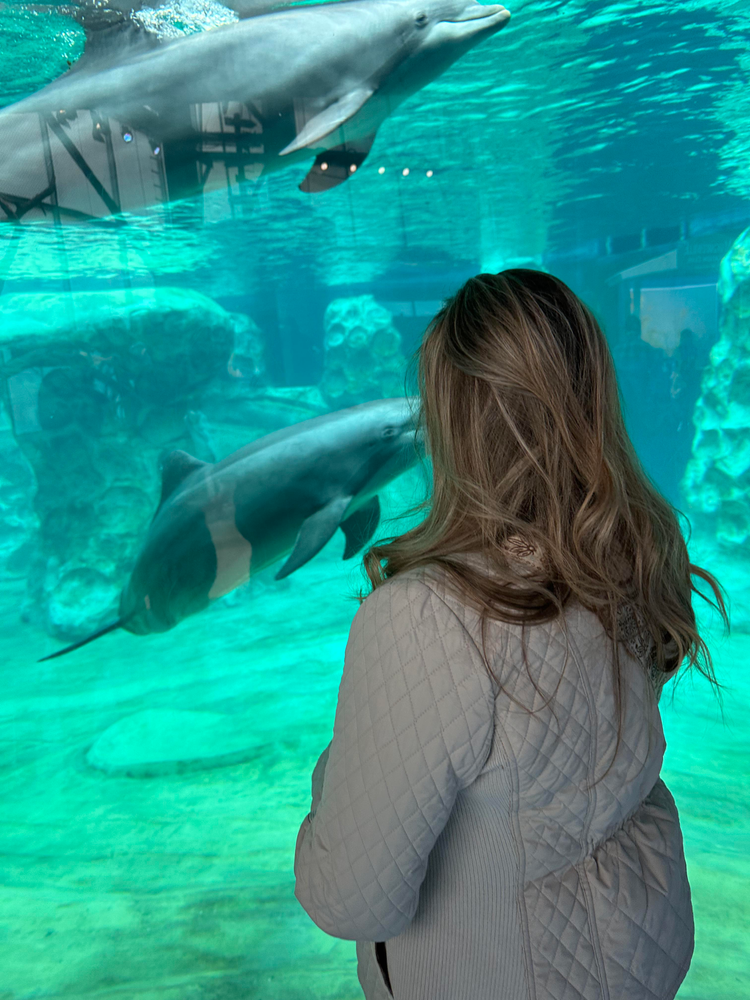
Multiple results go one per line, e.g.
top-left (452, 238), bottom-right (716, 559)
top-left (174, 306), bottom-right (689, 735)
top-left (0, 100), bottom-right (277, 224)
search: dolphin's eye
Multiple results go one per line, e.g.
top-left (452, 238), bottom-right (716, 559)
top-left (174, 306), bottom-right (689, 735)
top-left (415, 11), bottom-right (428, 26)
top-left (383, 426), bottom-right (398, 438)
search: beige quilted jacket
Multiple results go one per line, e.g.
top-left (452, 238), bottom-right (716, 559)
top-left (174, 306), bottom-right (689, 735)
top-left (294, 546), bottom-right (693, 1000)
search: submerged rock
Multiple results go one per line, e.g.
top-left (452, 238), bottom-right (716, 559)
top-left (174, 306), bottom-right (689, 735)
top-left (319, 296), bottom-right (406, 406)
top-left (47, 567), bottom-right (121, 636)
top-left (229, 313), bottom-right (268, 385)
top-left (86, 709), bottom-right (266, 778)
top-left (0, 287), bottom-right (238, 406)
top-left (683, 227), bottom-right (750, 563)
top-left (0, 405), bottom-right (38, 576)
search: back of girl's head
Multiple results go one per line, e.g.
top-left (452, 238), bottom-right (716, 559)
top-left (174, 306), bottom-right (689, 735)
top-left (418, 269), bottom-right (621, 543)
top-left (365, 268), bottom-right (727, 717)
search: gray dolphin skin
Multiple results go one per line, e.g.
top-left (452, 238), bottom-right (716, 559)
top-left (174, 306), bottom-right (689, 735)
top-left (38, 398), bottom-right (423, 661)
top-left (0, 0), bottom-right (510, 219)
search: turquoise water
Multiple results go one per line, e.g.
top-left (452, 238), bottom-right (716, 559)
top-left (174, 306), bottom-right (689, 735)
top-left (0, 0), bottom-right (749, 996)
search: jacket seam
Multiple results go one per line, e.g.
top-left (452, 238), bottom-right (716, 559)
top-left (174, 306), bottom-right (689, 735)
top-left (577, 860), bottom-right (612, 1000)
top-left (509, 732), bottom-right (537, 1000)
top-left (418, 576), bottom-right (489, 668)
top-left (560, 610), bottom-right (612, 999)
top-left (562, 611), bottom-right (599, 847)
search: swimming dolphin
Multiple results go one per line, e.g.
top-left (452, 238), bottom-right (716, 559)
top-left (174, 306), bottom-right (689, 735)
top-left (0, 0), bottom-right (510, 220)
top-left (38, 398), bottom-right (422, 661)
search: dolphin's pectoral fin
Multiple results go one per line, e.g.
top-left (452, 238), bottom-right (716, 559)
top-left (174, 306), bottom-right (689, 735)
top-left (299, 132), bottom-right (378, 194)
top-left (275, 495), bottom-right (353, 580)
top-left (280, 88), bottom-right (374, 156)
top-left (340, 496), bottom-right (381, 559)
top-left (38, 617), bottom-right (126, 662)
top-left (156, 450), bottom-right (210, 515)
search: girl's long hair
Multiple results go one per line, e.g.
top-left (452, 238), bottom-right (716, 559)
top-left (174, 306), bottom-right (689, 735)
top-left (363, 269), bottom-right (728, 788)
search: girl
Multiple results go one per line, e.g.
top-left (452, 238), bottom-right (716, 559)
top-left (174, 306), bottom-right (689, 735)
top-left (295, 269), bottom-right (727, 1000)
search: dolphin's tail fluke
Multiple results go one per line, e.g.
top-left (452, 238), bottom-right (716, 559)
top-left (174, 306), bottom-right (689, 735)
top-left (38, 617), bottom-right (127, 662)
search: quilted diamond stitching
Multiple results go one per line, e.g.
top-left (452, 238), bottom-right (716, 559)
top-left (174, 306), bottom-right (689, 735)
top-left (295, 564), bottom-right (693, 1000)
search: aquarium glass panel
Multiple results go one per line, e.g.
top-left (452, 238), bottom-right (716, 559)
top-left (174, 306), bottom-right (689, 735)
top-left (0, 0), bottom-right (747, 996)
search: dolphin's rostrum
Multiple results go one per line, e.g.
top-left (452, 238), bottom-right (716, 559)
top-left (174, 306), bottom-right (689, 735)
top-left (39, 398), bottom-right (423, 661)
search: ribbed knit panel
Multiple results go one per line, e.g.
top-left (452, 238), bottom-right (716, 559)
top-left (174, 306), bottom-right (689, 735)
top-left (385, 766), bottom-right (531, 1000)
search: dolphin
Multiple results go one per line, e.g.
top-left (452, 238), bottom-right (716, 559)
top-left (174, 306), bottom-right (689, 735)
top-left (38, 397), bottom-right (422, 661)
top-left (0, 0), bottom-right (510, 220)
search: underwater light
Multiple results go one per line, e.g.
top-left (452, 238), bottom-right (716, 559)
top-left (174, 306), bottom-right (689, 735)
top-left (320, 162), bottom-right (328, 170)
top-left (402, 168), bottom-right (410, 176)
top-left (378, 166), bottom-right (385, 174)
top-left (122, 130), bottom-right (134, 143)
top-left (152, 145), bottom-right (161, 155)
top-left (349, 164), bottom-right (357, 173)
top-left (426, 170), bottom-right (433, 177)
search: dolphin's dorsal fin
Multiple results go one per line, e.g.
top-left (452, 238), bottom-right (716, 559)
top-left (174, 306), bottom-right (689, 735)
top-left (67, 7), bottom-right (164, 75)
top-left (299, 132), bottom-right (378, 194)
top-left (279, 87), bottom-right (374, 156)
top-left (158, 450), bottom-right (209, 510)
top-left (275, 495), bottom-right (353, 580)
top-left (340, 495), bottom-right (380, 559)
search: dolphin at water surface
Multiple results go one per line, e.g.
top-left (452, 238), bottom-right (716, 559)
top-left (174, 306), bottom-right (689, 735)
top-left (0, 0), bottom-right (510, 218)
top-left (39, 398), bottom-right (423, 660)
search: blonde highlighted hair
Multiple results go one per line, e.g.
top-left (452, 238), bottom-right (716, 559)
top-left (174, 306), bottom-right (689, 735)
top-left (364, 269), bottom-right (728, 787)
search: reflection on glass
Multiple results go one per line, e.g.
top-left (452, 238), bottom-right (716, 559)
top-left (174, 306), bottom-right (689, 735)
top-left (0, 0), bottom-right (510, 221)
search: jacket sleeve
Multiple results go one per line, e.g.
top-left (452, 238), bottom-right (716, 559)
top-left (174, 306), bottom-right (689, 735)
top-left (293, 573), bottom-right (496, 941)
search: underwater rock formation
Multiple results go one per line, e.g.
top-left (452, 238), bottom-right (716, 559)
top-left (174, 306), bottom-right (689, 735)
top-left (228, 313), bottom-right (268, 384)
top-left (683, 228), bottom-right (750, 561)
top-left (0, 287), bottom-right (236, 406)
top-left (0, 287), bottom-right (249, 638)
top-left (0, 405), bottom-right (38, 577)
top-left (319, 295), bottom-right (406, 407)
